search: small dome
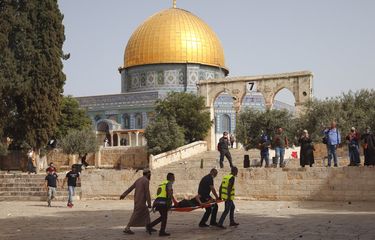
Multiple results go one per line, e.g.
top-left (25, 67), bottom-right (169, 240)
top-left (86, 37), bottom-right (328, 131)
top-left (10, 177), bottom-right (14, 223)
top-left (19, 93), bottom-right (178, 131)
top-left (124, 8), bottom-right (228, 74)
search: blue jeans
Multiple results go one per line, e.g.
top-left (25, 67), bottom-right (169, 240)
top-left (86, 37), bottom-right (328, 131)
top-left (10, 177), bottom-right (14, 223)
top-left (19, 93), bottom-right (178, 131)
top-left (275, 147), bottom-right (285, 167)
top-left (68, 186), bottom-right (75, 204)
top-left (349, 145), bottom-right (360, 165)
top-left (260, 151), bottom-right (269, 167)
top-left (327, 145), bottom-right (338, 166)
top-left (218, 200), bottom-right (235, 225)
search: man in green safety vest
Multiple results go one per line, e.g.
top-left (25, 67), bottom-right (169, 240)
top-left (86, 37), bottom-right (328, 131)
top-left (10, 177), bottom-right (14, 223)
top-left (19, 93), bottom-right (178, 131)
top-left (147, 172), bottom-right (177, 237)
top-left (217, 166), bottom-right (239, 229)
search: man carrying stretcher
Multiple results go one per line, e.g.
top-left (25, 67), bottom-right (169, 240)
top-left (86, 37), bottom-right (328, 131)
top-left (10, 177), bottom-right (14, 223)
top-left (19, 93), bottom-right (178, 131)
top-left (196, 168), bottom-right (220, 227)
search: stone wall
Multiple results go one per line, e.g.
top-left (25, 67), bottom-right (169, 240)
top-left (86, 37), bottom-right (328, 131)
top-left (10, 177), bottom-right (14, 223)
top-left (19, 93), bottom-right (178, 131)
top-left (0, 147), bottom-right (148, 171)
top-left (99, 146), bottom-right (148, 169)
top-left (81, 167), bottom-right (375, 201)
top-left (149, 141), bottom-right (207, 169)
top-left (0, 151), bottom-right (27, 171)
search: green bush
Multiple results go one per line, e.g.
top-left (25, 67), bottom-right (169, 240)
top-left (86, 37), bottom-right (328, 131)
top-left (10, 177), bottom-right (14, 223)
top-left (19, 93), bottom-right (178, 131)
top-left (145, 116), bottom-right (185, 155)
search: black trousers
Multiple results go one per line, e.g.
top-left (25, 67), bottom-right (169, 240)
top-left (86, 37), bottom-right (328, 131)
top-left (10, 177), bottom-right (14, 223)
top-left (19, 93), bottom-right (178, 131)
top-left (149, 206), bottom-right (168, 233)
top-left (199, 203), bottom-right (218, 225)
top-left (220, 150), bottom-right (233, 168)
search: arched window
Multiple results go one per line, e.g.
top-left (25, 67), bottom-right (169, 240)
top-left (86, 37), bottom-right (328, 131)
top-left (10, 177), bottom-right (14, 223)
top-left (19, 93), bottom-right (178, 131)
top-left (221, 114), bottom-right (230, 133)
top-left (135, 113), bottom-right (143, 129)
top-left (122, 114), bottom-right (130, 129)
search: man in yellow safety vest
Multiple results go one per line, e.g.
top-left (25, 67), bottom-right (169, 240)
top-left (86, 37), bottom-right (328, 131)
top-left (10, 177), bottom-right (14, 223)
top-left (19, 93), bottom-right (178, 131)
top-left (217, 166), bottom-right (239, 229)
top-left (147, 172), bottom-right (177, 237)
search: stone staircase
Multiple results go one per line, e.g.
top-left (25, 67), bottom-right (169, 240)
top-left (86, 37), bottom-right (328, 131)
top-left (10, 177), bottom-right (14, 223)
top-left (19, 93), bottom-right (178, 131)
top-left (0, 172), bottom-right (81, 201)
top-left (163, 148), bottom-right (251, 170)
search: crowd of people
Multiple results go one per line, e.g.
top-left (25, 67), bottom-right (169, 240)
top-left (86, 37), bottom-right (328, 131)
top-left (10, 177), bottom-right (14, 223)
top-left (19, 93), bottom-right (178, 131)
top-left (120, 167), bottom-right (239, 237)
top-left (255, 121), bottom-right (375, 168)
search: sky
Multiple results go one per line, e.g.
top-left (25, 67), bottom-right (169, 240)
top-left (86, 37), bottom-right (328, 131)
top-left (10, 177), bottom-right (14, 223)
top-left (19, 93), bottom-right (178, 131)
top-left (58, 0), bottom-right (375, 105)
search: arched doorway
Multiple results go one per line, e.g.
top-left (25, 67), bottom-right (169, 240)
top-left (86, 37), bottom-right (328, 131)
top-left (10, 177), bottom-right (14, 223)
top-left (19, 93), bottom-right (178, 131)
top-left (273, 88), bottom-right (296, 113)
top-left (97, 121), bottom-right (111, 146)
top-left (214, 92), bottom-right (235, 143)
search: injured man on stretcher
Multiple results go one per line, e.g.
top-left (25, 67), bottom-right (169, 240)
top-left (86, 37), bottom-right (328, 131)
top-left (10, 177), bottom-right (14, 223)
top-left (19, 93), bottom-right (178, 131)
top-left (172, 195), bottom-right (221, 212)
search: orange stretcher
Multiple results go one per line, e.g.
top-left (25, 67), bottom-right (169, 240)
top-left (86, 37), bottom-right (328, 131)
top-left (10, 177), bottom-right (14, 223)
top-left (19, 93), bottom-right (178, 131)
top-left (171, 200), bottom-right (223, 212)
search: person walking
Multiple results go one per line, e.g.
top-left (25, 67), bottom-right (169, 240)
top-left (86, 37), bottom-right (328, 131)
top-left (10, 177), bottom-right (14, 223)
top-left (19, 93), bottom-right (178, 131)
top-left (299, 130), bottom-right (315, 167)
top-left (323, 121), bottom-right (341, 167)
top-left (346, 127), bottom-right (361, 166)
top-left (273, 128), bottom-right (289, 168)
top-left (62, 165), bottom-right (80, 208)
top-left (120, 169), bottom-right (156, 235)
top-left (217, 166), bottom-right (239, 229)
top-left (197, 168), bottom-right (220, 228)
top-left (147, 173), bottom-right (177, 237)
top-left (218, 132), bottom-right (233, 168)
top-left (259, 130), bottom-right (271, 167)
top-left (44, 169), bottom-right (58, 207)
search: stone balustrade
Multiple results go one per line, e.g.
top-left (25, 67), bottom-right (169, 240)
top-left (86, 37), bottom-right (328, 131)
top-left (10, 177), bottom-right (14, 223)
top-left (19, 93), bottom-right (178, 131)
top-left (149, 141), bottom-right (208, 169)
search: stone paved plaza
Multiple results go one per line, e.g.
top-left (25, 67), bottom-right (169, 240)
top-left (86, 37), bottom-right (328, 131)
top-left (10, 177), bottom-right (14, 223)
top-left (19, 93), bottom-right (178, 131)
top-left (1, 200), bottom-right (375, 240)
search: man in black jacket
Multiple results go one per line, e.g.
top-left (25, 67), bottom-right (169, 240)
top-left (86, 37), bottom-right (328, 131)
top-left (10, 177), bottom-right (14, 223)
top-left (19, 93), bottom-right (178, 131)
top-left (218, 132), bottom-right (233, 168)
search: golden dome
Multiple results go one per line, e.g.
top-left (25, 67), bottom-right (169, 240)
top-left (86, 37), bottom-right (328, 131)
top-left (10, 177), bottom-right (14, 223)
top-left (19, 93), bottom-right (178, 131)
top-left (124, 8), bottom-right (228, 73)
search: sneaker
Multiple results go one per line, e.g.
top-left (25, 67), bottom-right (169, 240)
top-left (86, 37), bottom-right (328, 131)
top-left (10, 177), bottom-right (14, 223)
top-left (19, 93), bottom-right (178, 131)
top-left (159, 232), bottom-right (171, 237)
top-left (210, 222), bottom-right (218, 227)
top-left (216, 224), bottom-right (226, 229)
top-left (334, 164), bottom-right (338, 167)
top-left (230, 222), bottom-right (240, 226)
top-left (67, 203), bottom-right (73, 208)
top-left (199, 223), bottom-right (209, 228)
top-left (123, 229), bottom-right (135, 235)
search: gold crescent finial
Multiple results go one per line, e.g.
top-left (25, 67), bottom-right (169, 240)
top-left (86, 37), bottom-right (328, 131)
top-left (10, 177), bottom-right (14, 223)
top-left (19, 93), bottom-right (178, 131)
top-left (173, 0), bottom-right (177, 8)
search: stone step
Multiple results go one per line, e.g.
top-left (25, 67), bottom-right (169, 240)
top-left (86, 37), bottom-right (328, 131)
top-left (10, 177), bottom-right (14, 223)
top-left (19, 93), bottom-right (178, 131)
top-left (0, 195), bottom-right (80, 201)
top-left (0, 187), bottom-right (78, 192)
top-left (0, 183), bottom-right (81, 187)
top-left (0, 191), bottom-right (80, 197)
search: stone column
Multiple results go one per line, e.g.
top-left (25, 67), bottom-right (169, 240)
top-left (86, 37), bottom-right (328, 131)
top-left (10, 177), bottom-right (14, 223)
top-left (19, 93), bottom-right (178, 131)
top-left (128, 132), bottom-right (132, 147)
top-left (135, 131), bottom-right (139, 147)
top-left (294, 102), bottom-right (305, 117)
top-left (265, 98), bottom-right (273, 110)
top-left (95, 147), bottom-right (101, 168)
top-left (204, 106), bottom-right (216, 151)
top-left (117, 133), bottom-right (121, 146)
top-left (110, 132), bottom-right (114, 147)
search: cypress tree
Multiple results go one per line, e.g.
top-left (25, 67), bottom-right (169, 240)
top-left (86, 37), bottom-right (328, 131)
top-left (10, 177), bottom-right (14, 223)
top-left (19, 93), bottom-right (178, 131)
top-left (0, 0), bottom-right (66, 150)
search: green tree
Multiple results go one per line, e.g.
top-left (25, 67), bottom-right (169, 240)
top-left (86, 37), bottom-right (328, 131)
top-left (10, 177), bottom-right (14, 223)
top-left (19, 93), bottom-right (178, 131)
top-left (0, 0), bottom-right (65, 150)
top-left (55, 96), bottom-right (92, 140)
top-left (0, 142), bottom-right (7, 156)
top-left (155, 92), bottom-right (211, 143)
top-left (60, 129), bottom-right (98, 156)
top-left (298, 89), bottom-right (375, 142)
top-left (235, 109), bottom-right (296, 150)
top-left (145, 116), bottom-right (185, 155)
